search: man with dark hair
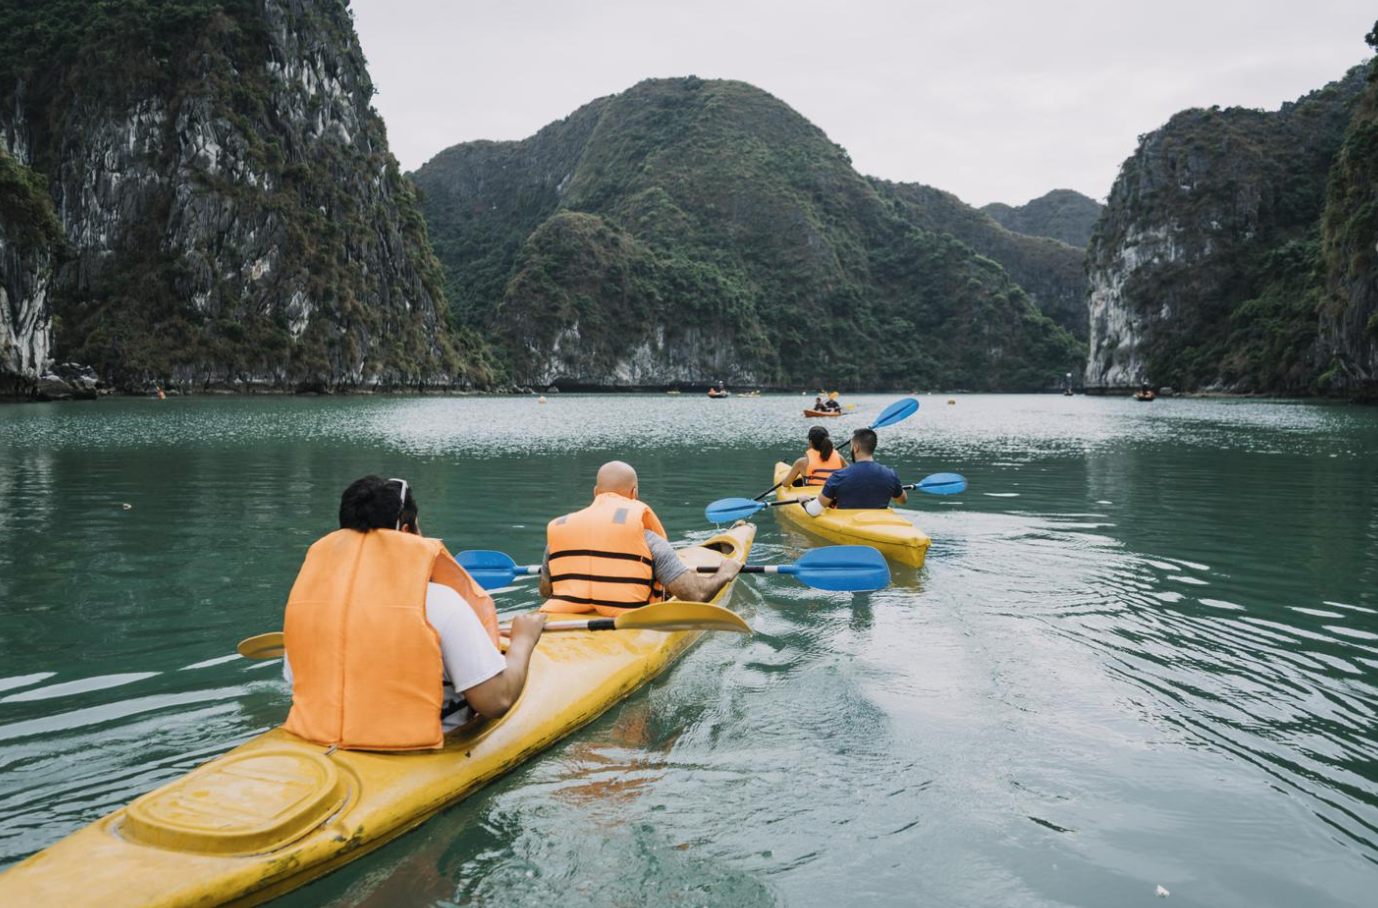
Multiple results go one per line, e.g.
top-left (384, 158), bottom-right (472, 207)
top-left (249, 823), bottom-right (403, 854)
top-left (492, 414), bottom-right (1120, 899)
top-left (817, 429), bottom-right (907, 510)
top-left (282, 476), bottom-right (545, 750)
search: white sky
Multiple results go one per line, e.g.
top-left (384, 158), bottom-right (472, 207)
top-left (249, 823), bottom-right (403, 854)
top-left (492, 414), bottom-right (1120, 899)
top-left (350, 0), bottom-right (1374, 208)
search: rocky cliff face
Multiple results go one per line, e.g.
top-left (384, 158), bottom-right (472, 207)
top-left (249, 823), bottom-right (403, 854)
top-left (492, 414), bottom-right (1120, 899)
top-left (982, 190), bottom-right (1103, 248)
top-left (1086, 68), bottom-right (1366, 391)
top-left (872, 179), bottom-right (1088, 341)
top-left (0, 0), bottom-right (490, 395)
top-left (415, 78), bottom-right (1082, 391)
top-left (1320, 39), bottom-right (1378, 397)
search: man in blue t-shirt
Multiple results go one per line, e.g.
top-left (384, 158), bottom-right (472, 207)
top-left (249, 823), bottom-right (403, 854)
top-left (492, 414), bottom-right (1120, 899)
top-left (818, 428), bottom-right (907, 509)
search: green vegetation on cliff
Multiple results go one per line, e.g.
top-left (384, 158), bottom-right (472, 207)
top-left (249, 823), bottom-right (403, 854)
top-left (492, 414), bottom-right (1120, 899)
top-left (416, 78), bottom-right (1082, 390)
top-left (982, 190), bottom-right (1103, 248)
top-left (0, 146), bottom-right (61, 249)
top-left (872, 179), bottom-right (1088, 340)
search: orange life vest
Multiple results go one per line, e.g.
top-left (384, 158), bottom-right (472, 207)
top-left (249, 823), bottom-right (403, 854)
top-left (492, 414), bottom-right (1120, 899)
top-left (282, 528), bottom-right (499, 751)
top-left (805, 448), bottom-right (844, 485)
top-left (542, 493), bottom-right (669, 617)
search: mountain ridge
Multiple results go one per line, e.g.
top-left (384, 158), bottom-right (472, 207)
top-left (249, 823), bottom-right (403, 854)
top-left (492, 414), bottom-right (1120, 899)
top-left (983, 189), bottom-right (1102, 248)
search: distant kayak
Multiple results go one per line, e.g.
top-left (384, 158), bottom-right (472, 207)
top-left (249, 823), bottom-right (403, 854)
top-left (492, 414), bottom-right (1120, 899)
top-left (803, 409), bottom-right (842, 418)
top-left (708, 391), bottom-right (730, 399)
top-left (1134, 390), bottom-right (1156, 402)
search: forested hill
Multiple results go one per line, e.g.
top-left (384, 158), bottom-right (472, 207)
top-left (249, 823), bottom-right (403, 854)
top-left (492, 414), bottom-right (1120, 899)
top-left (1086, 59), bottom-right (1374, 396)
top-left (982, 190), bottom-right (1103, 248)
top-left (871, 180), bottom-right (1088, 340)
top-left (0, 0), bottom-right (493, 396)
top-left (414, 77), bottom-right (1082, 391)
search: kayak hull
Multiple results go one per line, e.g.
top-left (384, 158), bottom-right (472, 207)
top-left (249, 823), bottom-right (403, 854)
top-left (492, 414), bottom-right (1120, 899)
top-left (771, 462), bottom-right (929, 567)
top-left (802, 409), bottom-right (842, 418)
top-left (0, 524), bottom-right (757, 908)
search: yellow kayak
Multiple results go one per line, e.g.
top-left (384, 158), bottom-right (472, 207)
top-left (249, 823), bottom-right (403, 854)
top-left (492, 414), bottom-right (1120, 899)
top-left (771, 462), bottom-right (930, 567)
top-left (0, 523), bottom-right (757, 908)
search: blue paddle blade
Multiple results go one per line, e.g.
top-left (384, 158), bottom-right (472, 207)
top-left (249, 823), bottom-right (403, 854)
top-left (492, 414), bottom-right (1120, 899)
top-left (870, 397), bottom-right (919, 430)
top-left (705, 497), bottom-right (766, 523)
top-left (792, 545), bottom-right (891, 591)
top-left (916, 472), bottom-right (966, 495)
top-left (455, 550), bottom-right (519, 590)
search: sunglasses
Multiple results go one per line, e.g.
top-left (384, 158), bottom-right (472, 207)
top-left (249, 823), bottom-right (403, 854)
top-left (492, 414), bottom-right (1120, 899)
top-left (388, 477), bottom-right (409, 531)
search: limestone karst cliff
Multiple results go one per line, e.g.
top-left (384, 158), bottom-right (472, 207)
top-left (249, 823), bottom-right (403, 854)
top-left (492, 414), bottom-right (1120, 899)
top-left (415, 78), bottom-right (1082, 391)
top-left (0, 0), bottom-right (492, 396)
top-left (1086, 67), bottom-right (1367, 392)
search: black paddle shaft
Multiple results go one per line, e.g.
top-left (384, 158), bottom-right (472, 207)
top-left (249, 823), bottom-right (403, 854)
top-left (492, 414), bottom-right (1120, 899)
top-left (696, 565), bottom-right (768, 574)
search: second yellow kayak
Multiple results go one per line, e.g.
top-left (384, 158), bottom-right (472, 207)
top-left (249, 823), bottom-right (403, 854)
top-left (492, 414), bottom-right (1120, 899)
top-left (771, 462), bottom-right (930, 567)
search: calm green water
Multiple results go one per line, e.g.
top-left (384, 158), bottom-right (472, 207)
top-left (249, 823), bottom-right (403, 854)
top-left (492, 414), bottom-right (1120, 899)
top-left (1, 393), bottom-right (1376, 907)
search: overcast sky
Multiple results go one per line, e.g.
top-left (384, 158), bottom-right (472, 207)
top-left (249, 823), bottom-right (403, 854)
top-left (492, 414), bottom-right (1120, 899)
top-left (350, 1), bottom-right (1374, 208)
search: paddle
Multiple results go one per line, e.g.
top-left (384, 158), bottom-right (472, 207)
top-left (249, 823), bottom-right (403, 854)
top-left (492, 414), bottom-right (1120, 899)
top-left (235, 601), bottom-right (752, 659)
top-left (753, 396), bottom-right (920, 500)
top-left (716, 471), bottom-right (966, 523)
top-left (902, 472), bottom-right (967, 494)
top-left (696, 544), bottom-right (890, 592)
top-left (458, 545), bottom-right (889, 593)
top-left (456, 550), bottom-right (541, 590)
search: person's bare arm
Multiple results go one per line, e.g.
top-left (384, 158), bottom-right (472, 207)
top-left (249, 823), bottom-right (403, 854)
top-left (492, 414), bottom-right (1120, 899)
top-left (664, 557), bottom-right (742, 603)
top-left (780, 456), bottom-right (808, 488)
top-left (538, 562), bottom-right (552, 599)
top-left (462, 614), bottom-right (545, 718)
top-left (819, 491), bottom-right (835, 508)
top-left (894, 489), bottom-right (908, 505)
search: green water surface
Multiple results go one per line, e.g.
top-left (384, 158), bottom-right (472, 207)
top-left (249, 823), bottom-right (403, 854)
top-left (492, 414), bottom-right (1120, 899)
top-left (0, 393), bottom-right (1375, 907)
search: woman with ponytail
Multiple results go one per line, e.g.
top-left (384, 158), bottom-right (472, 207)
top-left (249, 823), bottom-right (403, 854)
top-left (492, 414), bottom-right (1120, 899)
top-left (779, 426), bottom-right (845, 489)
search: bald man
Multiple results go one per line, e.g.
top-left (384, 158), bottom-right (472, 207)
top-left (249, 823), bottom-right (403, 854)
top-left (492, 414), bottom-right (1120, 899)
top-left (538, 461), bottom-right (741, 615)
